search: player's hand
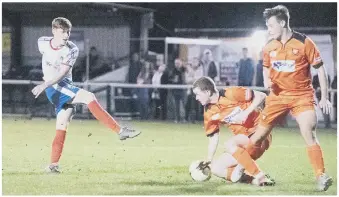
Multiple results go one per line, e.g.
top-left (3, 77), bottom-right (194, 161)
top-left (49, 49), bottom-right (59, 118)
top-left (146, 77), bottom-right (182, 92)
top-left (264, 78), bottom-right (273, 89)
top-left (231, 111), bottom-right (250, 124)
top-left (197, 161), bottom-right (211, 170)
top-left (265, 79), bottom-right (279, 93)
top-left (318, 98), bottom-right (332, 114)
top-left (31, 83), bottom-right (48, 98)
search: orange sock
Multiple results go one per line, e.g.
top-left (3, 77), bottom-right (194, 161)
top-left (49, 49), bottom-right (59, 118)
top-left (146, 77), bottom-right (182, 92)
top-left (51, 130), bottom-right (66, 164)
top-left (232, 147), bottom-right (260, 176)
top-left (245, 139), bottom-right (258, 159)
top-left (307, 144), bottom-right (325, 178)
top-left (88, 100), bottom-right (121, 133)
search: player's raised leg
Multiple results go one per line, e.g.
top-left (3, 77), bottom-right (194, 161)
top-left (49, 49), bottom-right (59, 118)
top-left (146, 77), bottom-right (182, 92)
top-left (46, 105), bottom-right (75, 173)
top-left (295, 110), bottom-right (333, 191)
top-left (71, 89), bottom-right (140, 140)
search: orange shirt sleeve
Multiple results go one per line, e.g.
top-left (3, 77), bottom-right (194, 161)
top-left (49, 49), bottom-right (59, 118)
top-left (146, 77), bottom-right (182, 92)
top-left (262, 48), bottom-right (270, 68)
top-left (203, 110), bottom-right (220, 136)
top-left (305, 37), bottom-right (323, 68)
top-left (225, 87), bottom-right (253, 102)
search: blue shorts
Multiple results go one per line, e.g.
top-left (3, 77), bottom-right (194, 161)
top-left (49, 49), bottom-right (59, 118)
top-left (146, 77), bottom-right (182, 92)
top-left (45, 79), bottom-right (80, 115)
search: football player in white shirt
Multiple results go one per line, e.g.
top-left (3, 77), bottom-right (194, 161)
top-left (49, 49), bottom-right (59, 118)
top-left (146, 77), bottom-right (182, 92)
top-left (31, 17), bottom-right (141, 173)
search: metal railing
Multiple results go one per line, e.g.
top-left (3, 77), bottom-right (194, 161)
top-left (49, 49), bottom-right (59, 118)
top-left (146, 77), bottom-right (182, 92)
top-left (2, 79), bottom-right (337, 123)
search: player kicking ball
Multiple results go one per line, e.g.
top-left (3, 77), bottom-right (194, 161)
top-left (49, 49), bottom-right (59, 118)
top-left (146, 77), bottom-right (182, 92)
top-left (31, 17), bottom-right (141, 173)
top-left (192, 76), bottom-right (274, 186)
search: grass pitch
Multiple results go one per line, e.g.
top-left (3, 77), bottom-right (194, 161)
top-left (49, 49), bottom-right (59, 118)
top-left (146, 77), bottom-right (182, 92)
top-left (2, 118), bottom-right (337, 195)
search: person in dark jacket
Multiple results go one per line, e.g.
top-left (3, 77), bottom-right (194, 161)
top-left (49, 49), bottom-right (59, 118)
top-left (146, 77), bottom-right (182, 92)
top-left (202, 49), bottom-right (218, 81)
top-left (152, 63), bottom-right (169, 120)
top-left (169, 58), bottom-right (186, 122)
top-left (256, 51), bottom-right (264, 87)
top-left (238, 47), bottom-right (254, 86)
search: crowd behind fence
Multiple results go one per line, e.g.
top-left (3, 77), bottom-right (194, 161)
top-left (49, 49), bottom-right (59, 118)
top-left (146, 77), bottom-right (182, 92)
top-left (2, 80), bottom-right (337, 128)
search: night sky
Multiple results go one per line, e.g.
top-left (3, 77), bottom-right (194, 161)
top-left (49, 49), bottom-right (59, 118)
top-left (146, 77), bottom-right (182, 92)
top-left (127, 3), bottom-right (337, 37)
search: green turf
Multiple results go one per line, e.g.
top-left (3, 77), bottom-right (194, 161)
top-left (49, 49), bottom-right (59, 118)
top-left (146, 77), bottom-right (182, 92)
top-left (2, 118), bottom-right (337, 195)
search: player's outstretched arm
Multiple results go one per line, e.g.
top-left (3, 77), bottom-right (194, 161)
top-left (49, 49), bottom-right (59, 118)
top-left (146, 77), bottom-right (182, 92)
top-left (263, 67), bottom-right (272, 89)
top-left (206, 131), bottom-right (219, 162)
top-left (231, 90), bottom-right (266, 124)
top-left (245, 90), bottom-right (266, 113)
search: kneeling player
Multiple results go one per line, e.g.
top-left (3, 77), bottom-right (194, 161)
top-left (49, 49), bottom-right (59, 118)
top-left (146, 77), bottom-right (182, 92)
top-left (192, 76), bottom-right (274, 186)
top-left (210, 133), bottom-right (272, 185)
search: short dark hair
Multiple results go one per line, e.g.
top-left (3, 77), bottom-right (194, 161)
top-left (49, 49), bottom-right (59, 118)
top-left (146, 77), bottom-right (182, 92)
top-left (242, 47), bottom-right (248, 51)
top-left (52, 17), bottom-right (72, 30)
top-left (193, 76), bottom-right (218, 95)
top-left (263, 5), bottom-right (290, 27)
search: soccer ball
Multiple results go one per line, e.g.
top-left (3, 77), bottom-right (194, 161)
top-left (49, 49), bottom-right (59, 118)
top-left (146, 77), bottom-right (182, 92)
top-left (189, 160), bottom-right (211, 182)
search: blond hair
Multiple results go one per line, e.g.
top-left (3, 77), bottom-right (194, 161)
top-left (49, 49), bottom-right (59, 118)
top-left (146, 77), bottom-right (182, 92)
top-left (52, 17), bottom-right (72, 30)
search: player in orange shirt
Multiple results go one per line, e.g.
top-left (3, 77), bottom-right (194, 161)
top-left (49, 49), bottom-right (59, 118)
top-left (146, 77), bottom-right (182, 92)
top-left (192, 76), bottom-right (274, 186)
top-left (243, 5), bottom-right (332, 191)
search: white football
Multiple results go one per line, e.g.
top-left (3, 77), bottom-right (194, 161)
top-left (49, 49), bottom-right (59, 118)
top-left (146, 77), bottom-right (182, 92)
top-left (189, 160), bottom-right (211, 182)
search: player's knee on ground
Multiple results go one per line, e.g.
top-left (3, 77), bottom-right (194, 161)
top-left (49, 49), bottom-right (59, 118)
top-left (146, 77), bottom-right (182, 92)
top-left (210, 161), bottom-right (226, 178)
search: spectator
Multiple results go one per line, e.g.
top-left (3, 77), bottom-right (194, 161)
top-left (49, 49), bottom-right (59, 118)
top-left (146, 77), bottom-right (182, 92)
top-left (151, 63), bottom-right (169, 120)
top-left (28, 65), bottom-right (43, 81)
top-left (237, 47), bottom-right (254, 86)
top-left (136, 61), bottom-right (153, 120)
top-left (256, 51), bottom-right (264, 87)
top-left (127, 53), bottom-right (142, 84)
top-left (202, 49), bottom-right (218, 81)
top-left (224, 77), bottom-right (230, 86)
top-left (127, 53), bottom-right (143, 114)
top-left (75, 46), bottom-right (111, 81)
top-left (88, 47), bottom-right (112, 79)
top-left (185, 58), bottom-right (204, 122)
top-left (331, 75), bottom-right (337, 122)
top-left (169, 58), bottom-right (186, 123)
top-left (312, 74), bottom-right (331, 128)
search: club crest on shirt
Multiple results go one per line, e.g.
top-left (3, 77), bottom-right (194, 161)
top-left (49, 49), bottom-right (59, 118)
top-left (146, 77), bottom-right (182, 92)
top-left (269, 51), bottom-right (277, 57)
top-left (292, 48), bottom-right (299, 55)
